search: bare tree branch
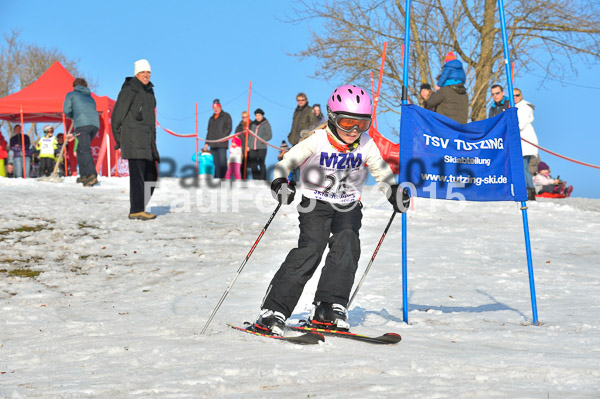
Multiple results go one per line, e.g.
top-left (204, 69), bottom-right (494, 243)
top-left (288, 0), bottom-right (600, 123)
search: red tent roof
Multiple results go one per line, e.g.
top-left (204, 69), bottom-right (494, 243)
top-left (0, 61), bottom-right (114, 123)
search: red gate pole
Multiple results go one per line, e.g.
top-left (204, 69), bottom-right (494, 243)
top-left (243, 81), bottom-right (252, 180)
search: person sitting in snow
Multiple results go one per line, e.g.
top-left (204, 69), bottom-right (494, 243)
top-left (533, 161), bottom-right (573, 197)
top-left (250, 84), bottom-right (411, 336)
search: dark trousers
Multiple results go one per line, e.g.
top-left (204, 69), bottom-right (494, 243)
top-left (262, 197), bottom-right (362, 318)
top-left (211, 147), bottom-right (228, 178)
top-left (75, 125), bottom-right (99, 177)
top-left (248, 149), bottom-right (267, 180)
top-left (39, 158), bottom-right (55, 176)
top-left (128, 159), bottom-right (158, 214)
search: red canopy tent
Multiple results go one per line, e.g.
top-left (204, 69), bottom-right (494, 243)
top-left (0, 61), bottom-right (117, 177)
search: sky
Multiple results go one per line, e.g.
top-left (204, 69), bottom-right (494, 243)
top-left (3, 0), bottom-right (599, 198)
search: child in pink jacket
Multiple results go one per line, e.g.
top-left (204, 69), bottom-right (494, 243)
top-left (533, 161), bottom-right (573, 197)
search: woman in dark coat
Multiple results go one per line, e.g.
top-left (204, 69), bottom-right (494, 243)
top-left (247, 108), bottom-right (272, 180)
top-left (112, 59), bottom-right (160, 220)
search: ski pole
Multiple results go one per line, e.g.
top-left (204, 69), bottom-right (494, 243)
top-left (348, 211), bottom-right (396, 309)
top-left (201, 203), bottom-right (282, 334)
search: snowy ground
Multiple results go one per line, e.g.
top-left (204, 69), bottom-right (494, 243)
top-left (1, 176), bottom-right (599, 398)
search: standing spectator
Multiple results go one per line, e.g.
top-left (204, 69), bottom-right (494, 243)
top-left (288, 92), bottom-right (315, 182)
top-left (9, 124), bottom-right (32, 178)
top-left (247, 108), bottom-right (272, 180)
top-left (419, 83), bottom-right (435, 111)
top-left (423, 52), bottom-right (469, 124)
top-left (112, 59), bottom-right (160, 220)
top-left (63, 78), bottom-right (100, 186)
top-left (36, 125), bottom-right (58, 177)
top-left (204, 99), bottom-right (232, 179)
top-left (312, 104), bottom-right (326, 128)
top-left (513, 88), bottom-right (539, 201)
top-left (288, 92), bottom-right (315, 146)
top-left (30, 146), bottom-right (40, 178)
top-left (488, 84), bottom-right (510, 118)
top-left (424, 85), bottom-right (469, 124)
top-left (528, 155), bottom-right (541, 178)
top-left (5, 162), bottom-right (15, 178)
top-left (0, 129), bottom-right (7, 177)
top-left (234, 111), bottom-right (251, 179)
top-left (224, 136), bottom-right (242, 180)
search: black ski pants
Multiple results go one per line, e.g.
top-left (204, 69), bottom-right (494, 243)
top-left (248, 149), bottom-right (267, 180)
top-left (39, 158), bottom-right (55, 176)
top-left (262, 197), bottom-right (362, 318)
top-left (128, 159), bottom-right (158, 214)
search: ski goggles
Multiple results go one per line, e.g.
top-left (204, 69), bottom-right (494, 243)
top-left (332, 113), bottom-right (372, 133)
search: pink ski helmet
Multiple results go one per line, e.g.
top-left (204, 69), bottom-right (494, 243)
top-left (327, 84), bottom-right (373, 116)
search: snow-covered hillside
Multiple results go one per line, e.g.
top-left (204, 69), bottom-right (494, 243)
top-left (1, 177), bottom-right (599, 398)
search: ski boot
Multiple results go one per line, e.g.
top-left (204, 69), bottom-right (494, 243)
top-left (250, 309), bottom-right (286, 336)
top-left (308, 302), bottom-right (350, 331)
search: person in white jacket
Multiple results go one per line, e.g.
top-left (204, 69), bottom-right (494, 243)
top-left (514, 88), bottom-right (539, 201)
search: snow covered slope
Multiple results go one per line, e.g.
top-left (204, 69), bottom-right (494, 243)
top-left (1, 177), bottom-right (599, 398)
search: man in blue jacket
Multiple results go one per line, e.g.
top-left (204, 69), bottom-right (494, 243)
top-left (63, 78), bottom-right (100, 186)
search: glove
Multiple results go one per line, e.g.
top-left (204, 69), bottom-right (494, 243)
top-left (271, 177), bottom-right (296, 205)
top-left (387, 185), bottom-right (410, 213)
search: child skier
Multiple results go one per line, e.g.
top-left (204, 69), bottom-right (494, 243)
top-left (251, 84), bottom-right (410, 336)
top-left (36, 125), bottom-right (58, 177)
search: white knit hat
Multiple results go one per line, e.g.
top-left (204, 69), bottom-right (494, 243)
top-left (134, 59), bottom-right (151, 75)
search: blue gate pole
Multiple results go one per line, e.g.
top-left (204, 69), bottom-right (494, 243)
top-left (497, 0), bottom-right (539, 325)
top-left (400, 0), bottom-right (412, 324)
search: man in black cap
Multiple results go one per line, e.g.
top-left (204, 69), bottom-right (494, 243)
top-left (247, 108), bottom-right (272, 180)
top-left (204, 99), bottom-right (232, 179)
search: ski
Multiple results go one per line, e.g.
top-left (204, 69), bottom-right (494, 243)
top-left (227, 323), bottom-right (324, 345)
top-left (289, 323), bottom-right (401, 345)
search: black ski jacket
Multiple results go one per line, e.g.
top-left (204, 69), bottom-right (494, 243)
top-left (112, 77), bottom-right (159, 161)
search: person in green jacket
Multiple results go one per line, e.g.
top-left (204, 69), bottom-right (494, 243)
top-left (63, 78), bottom-right (100, 186)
